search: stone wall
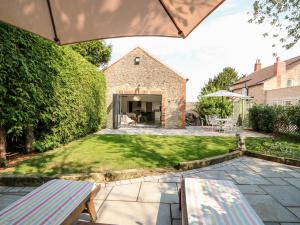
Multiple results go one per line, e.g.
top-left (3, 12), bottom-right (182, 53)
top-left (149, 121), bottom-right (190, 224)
top-left (248, 84), bottom-right (265, 104)
top-left (233, 84), bottom-right (265, 104)
top-left (104, 47), bottom-right (187, 129)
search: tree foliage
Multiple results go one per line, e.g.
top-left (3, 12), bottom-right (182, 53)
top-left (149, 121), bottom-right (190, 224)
top-left (0, 23), bottom-right (107, 156)
top-left (70, 41), bottom-right (112, 67)
top-left (249, 0), bottom-right (300, 54)
top-left (249, 104), bottom-right (300, 136)
top-left (196, 67), bottom-right (239, 119)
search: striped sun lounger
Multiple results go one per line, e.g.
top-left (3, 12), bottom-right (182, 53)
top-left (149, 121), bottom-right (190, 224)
top-left (179, 178), bottom-right (264, 225)
top-left (0, 179), bottom-right (100, 225)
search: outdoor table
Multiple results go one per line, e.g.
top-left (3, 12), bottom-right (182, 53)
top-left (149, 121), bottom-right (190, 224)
top-left (214, 118), bottom-right (231, 131)
top-left (0, 179), bottom-right (100, 225)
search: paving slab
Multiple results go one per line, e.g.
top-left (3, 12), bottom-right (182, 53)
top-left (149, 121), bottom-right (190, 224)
top-left (106, 183), bottom-right (140, 201)
top-left (289, 171), bottom-right (300, 178)
top-left (288, 207), bottom-right (300, 219)
top-left (260, 185), bottom-right (300, 207)
top-left (74, 213), bottom-right (91, 224)
top-left (0, 194), bottom-right (22, 211)
top-left (0, 186), bottom-right (12, 193)
top-left (138, 182), bottom-right (178, 203)
top-left (2, 187), bottom-right (32, 196)
top-left (267, 178), bottom-right (289, 185)
top-left (94, 199), bottom-right (104, 212)
top-left (171, 204), bottom-right (181, 219)
top-left (97, 127), bottom-right (269, 137)
top-left (236, 185), bottom-right (267, 194)
top-left (159, 176), bottom-right (181, 183)
top-left (230, 162), bottom-right (253, 171)
top-left (244, 194), bottom-right (299, 222)
top-left (258, 170), bottom-right (294, 178)
top-left (229, 171), bottom-right (271, 185)
top-left (95, 186), bottom-right (112, 200)
top-left (97, 201), bottom-right (171, 225)
top-left (172, 219), bottom-right (182, 225)
top-left (284, 178), bottom-right (300, 189)
top-left (247, 164), bottom-right (293, 174)
top-left (280, 223), bottom-right (300, 225)
top-left (184, 170), bottom-right (233, 181)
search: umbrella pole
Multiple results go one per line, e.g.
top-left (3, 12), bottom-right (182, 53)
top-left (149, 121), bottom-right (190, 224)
top-left (221, 96), bottom-right (224, 118)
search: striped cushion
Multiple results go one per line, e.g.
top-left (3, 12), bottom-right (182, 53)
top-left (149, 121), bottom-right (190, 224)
top-left (0, 179), bottom-right (96, 225)
top-left (184, 178), bottom-right (264, 225)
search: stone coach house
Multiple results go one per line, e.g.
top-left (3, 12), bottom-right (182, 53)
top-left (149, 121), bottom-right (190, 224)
top-left (104, 47), bottom-right (187, 129)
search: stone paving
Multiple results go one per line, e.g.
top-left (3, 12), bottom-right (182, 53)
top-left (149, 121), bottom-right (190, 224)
top-left (96, 126), bottom-right (270, 137)
top-left (1, 157), bottom-right (299, 225)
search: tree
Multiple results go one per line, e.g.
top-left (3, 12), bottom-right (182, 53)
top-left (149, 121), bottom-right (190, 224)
top-left (0, 23), bottom-right (107, 164)
top-left (70, 41), bottom-right (112, 67)
top-left (196, 67), bottom-right (239, 119)
top-left (249, 0), bottom-right (300, 54)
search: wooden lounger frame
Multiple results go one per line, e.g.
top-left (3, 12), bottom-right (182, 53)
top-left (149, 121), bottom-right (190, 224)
top-left (179, 178), bottom-right (188, 225)
top-left (62, 184), bottom-right (101, 225)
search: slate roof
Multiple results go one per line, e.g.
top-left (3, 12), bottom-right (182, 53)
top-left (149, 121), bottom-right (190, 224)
top-left (232, 56), bottom-right (300, 90)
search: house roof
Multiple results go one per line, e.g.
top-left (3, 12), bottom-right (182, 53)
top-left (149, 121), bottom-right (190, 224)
top-left (232, 55), bottom-right (300, 90)
top-left (103, 47), bottom-right (188, 81)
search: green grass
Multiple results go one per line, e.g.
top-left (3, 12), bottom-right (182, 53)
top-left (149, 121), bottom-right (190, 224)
top-left (246, 136), bottom-right (300, 159)
top-left (3, 135), bottom-right (236, 175)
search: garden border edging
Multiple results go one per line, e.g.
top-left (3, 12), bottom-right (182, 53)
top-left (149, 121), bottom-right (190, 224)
top-left (244, 151), bottom-right (300, 167)
top-left (177, 151), bottom-right (243, 170)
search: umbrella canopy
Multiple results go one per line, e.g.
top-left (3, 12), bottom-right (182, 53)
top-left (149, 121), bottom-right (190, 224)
top-left (202, 90), bottom-right (251, 99)
top-left (0, 0), bottom-right (224, 45)
top-left (202, 90), bottom-right (251, 118)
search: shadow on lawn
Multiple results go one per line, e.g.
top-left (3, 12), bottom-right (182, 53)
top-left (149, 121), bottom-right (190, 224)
top-left (11, 148), bottom-right (93, 176)
top-left (95, 135), bottom-right (235, 168)
top-left (9, 135), bottom-right (235, 175)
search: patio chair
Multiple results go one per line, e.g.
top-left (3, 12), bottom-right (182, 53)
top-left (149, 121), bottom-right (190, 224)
top-left (222, 118), bottom-right (236, 133)
top-left (179, 178), bottom-right (264, 225)
top-left (0, 179), bottom-right (101, 225)
top-left (205, 115), bottom-right (216, 131)
top-left (121, 114), bottom-right (136, 126)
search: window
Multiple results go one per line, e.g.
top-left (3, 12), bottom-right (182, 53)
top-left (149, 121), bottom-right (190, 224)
top-left (272, 100), bottom-right (283, 106)
top-left (286, 79), bottom-right (293, 87)
top-left (241, 87), bottom-right (248, 96)
top-left (285, 100), bottom-right (292, 106)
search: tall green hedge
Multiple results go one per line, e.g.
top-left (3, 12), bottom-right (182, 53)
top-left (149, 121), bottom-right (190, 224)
top-left (0, 23), bottom-right (106, 152)
top-left (249, 104), bottom-right (300, 136)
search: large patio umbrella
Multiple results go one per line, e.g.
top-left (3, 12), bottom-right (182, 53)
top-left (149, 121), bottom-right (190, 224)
top-left (0, 0), bottom-right (224, 45)
top-left (202, 90), bottom-right (251, 118)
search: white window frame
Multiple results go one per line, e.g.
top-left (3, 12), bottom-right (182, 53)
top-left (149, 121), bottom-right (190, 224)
top-left (284, 100), bottom-right (292, 106)
top-left (286, 79), bottom-right (293, 87)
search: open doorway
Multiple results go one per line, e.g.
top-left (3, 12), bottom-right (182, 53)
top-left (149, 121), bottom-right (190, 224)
top-left (113, 94), bottom-right (162, 129)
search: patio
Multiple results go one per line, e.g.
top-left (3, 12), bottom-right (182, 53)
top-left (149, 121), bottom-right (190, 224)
top-left (96, 126), bottom-right (269, 137)
top-left (1, 157), bottom-right (299, 225)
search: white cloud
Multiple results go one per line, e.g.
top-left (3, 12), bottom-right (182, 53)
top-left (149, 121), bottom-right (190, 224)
top-left (106, 1), bottom-right (300, 102)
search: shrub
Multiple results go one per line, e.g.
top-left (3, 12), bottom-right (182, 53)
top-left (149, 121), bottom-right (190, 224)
top-left (249, 105), bottom-right (276, 132)
top-left (0, 23), bottom-right (106, 152)
top-left (249, 104), bottom-right (300, 136)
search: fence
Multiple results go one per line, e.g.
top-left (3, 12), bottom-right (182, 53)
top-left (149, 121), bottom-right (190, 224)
top-left (249, 104), bottom-right (300, 137)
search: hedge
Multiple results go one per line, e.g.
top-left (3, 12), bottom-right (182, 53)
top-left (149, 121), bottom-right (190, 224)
top-left (0, 23), bottom-right (106, 153)
top-left (249, 104), bottom-right (300, 136)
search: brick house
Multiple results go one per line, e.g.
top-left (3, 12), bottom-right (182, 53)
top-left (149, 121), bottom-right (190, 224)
top-left (103, 47), bottom-right (188, 129)
top-left (231, 56), bottom-right (300, 105)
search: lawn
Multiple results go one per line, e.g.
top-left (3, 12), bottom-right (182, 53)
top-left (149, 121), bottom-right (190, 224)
top-left (246, 136), bottom-right (300, 159)
top-left (2, 135), bottom-right (236, 175)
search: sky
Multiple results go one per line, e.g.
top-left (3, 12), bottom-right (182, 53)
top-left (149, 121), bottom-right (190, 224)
top-left (106, 0), bottom-right (300, 102)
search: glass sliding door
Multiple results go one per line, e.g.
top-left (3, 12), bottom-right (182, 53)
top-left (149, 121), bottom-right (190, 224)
top-left (113, 94), bottom-right (121, 129)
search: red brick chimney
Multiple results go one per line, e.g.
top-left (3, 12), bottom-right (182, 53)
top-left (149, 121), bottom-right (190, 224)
top-left (274, 57), bottom-right (286, 88)
top-left (254, 59), bottom-right (261, 72)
